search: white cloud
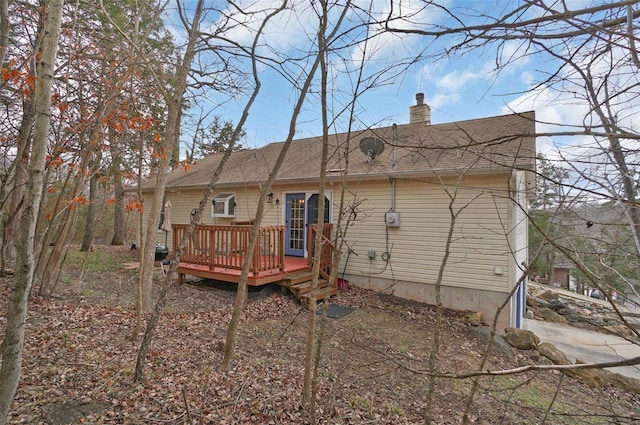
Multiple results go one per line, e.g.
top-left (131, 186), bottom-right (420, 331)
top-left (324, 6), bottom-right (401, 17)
top-left (345, 0), bottom-right (461, 70)
top-left (520, 71), bottom-right (536, 86)
top-left (502, 40), bottom-right (640, 204)
top-left (504, 44), bottom-right (640, 134)
top-left (428, 92), bottom-right (460, 110)
top-left (436, 69), bottom-right (481, 92)
top-left (212, 1), bottom-right (313, 54)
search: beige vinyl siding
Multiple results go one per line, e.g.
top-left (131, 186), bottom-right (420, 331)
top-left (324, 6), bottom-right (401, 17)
top-left (340, 175), bottom-right (513, 293)
top-left (142, 184), bottom-right (335, 250)
top-left (141, 173), bottom-right (514, 295)
top-left (143, 186), bottom-right (279, 248)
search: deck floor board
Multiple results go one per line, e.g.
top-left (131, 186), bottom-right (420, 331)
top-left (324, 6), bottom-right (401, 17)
top-left (177, 256), bottom-right (309, 286)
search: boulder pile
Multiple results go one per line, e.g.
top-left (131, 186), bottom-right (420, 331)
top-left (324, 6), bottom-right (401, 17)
top-left (503, 326), bottom-right (640, 394)
top-left (498, 285), bottom-right (640, 393)
top-left (527, 285), bottom-right (639, 339)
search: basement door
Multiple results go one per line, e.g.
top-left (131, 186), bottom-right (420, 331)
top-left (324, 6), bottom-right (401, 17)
top-left (285, 193), bottom-right (331, 257)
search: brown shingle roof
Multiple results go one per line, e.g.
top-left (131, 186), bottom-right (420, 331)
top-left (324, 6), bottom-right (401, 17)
top-left (139, 111), bottom-right (536, 192)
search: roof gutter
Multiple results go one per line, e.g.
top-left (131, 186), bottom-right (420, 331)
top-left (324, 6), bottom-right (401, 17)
top-left (135, 165), bottom-right (533, 194)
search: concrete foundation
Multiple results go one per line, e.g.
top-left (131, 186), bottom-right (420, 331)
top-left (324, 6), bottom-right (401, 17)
top-left (344, 274), bottom-right (513, 333)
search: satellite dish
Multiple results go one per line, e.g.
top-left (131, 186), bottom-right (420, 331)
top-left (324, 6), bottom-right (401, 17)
top-left (359, 137), bottom-right (385, 162)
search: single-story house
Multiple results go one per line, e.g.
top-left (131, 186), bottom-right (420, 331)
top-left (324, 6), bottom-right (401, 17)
top-left (137, 94), bottom-right (536, 331)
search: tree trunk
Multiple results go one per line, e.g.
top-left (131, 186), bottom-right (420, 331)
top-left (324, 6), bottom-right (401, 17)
top-left (80, 128), bottom-right (104, 251)
top-left (81, 172), bottom-right (100, 251)
top-left (134, 0), bottom-right (261, 374)
top-left (37, 126), bottom-right (98, 295)
top-left (0, 0), bottom-right (9, 69)
top-left (132, 0), bottom-right (206, 348)
top-left (98, 54), bottom-right (134, 246)
top-left (136, 0), bottom-right (281, 376)
top-left (137, 0), bottom-right (203, 314)
top-left (111, 164), bottom-right (126, 246)
top-left (219, 0), bottom-right (313, 372)
top-left (0, 0), bottom-right (12, 273)
top-left (2, 1), bottom-right (43, 272)
top-left (0, 0), bottom-right (64, 421)
top-left (37, 205), bottom-right (76, 297)
top-left (547, 251), bottom-right (556, 287)
top-left (220, 0), bottom-right (350, 374)
top-left (2, 101), bottom-right (35, 269)
top-left (303, 3), bottom-right (329, 404)
top-left (427, 193), bottom-right (457, 424)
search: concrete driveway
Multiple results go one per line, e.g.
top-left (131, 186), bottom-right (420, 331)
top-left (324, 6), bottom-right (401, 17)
top-left (525, 319), bottom-right (640, 380)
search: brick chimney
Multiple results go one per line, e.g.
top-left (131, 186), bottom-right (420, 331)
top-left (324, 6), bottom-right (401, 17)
top-left (409, 92), bottom-right (431, 124)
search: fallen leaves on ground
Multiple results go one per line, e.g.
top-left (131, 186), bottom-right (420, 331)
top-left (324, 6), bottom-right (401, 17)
top-left (0, 246), bottom-right (638, 424)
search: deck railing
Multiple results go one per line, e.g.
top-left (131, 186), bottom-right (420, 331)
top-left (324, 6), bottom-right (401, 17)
top-left (308, 224), bottom-right (335, 284)
top-left (172, 224), bottom-right (286, 276)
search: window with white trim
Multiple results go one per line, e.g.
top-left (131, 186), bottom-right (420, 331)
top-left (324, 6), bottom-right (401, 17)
top-left (212, 193), bottom-right (236, 217)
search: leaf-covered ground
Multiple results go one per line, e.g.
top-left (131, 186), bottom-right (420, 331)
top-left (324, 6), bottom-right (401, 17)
top-left (1, 245), bottom-right (639, 424)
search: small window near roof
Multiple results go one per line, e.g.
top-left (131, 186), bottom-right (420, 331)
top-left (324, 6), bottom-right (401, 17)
top-left (212, 193), bottom-right (236, 217)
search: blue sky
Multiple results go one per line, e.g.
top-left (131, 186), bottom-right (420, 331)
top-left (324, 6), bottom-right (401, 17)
top-left (164, 1), bottom-right (538, 149)
top-left (167, 0), bottom-right (640, 164)
top-left (191, 1), bottom-right (538, 149)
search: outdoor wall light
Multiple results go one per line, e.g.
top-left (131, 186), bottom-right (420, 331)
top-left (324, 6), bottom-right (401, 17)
top-left (275, 198), bottom-right (280, 206)
top-left (267, 192), bottom-right (274, 203)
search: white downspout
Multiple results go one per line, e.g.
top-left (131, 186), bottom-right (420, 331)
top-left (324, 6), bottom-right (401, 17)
top-left (391, 123), bottom-right (398, 210)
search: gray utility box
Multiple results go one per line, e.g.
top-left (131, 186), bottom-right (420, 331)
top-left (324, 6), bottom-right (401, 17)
top-left (385, 211), bottom-right (400, 228)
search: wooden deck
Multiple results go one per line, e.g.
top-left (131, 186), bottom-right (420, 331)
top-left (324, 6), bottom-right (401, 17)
top-left (176, 255), bottom-right (309, 286)
top-left (171, 223), bottom-right (337, 300)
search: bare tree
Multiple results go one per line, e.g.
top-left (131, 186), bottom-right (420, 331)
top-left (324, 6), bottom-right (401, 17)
top-left (302, 0), bottom-right (332, 406)
top-left (134, 0), bottom-right (287, 382)
top-left (133, 0), bottom-right (204, 315)
top-left (0, 0), bottom-right (64, 421)
top-left (384, 0), bottom-right (640, 256)
top-left (219, 5), bottom-right (324, 372)
top-left (379, 3), bottom-right (640, 419)
top-left (0, 2), bottom-right (41, 272)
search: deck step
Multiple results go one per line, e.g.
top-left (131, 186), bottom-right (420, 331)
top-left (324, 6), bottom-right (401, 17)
top-left (289, 279), bottom-right (330, 296)
top-left (282, 273), bottom-right (338, 306)
top-left (280, 271), bottom-right (313, 287)
top-left (299, 286), bottom-right (338, 307)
